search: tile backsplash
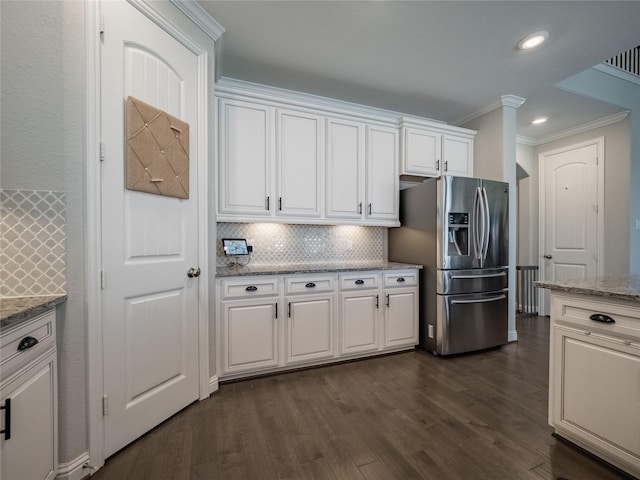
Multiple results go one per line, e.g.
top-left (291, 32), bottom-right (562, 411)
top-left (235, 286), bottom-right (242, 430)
top-left (1, 189), bottom-right (66, 297)
top-left (216, 223), bottom-right (385, 267)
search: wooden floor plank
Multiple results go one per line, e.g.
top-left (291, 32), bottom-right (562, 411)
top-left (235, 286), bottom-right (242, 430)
top-left (92, 316), bottom-right (634, 480)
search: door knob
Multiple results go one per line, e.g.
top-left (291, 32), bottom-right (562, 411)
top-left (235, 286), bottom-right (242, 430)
top-left (543, 254), bottom-right (553, 259)
top-left (187, 267), bottom-right (201, 278)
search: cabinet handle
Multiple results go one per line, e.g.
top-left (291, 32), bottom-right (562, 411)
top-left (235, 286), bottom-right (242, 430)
top-left (266, 196), bottom-right (270, 211)
top-left (368, 203), bottom-right (372, 215)
top-left (375, 294), bottom-right (379, 308)
top-left (288, 302), bottom-right (291, 318)
top-left (355, 279), bottom-right (364, 285)
top-left (305, 282), bottom-right (316, 288)
top-left (444, 161), bottom-right (448, 171)
top-left (358, 202), bottom-right (363, 214)
top-left (275, 303), bottom-right (278, 319)
top-left (245, 285), bottom-right (258, 292)
top-left (386, 294), bottom-right (390, 307)
top-left (0, 398), bottom-right (10, 441)
top-left (589, 313), bottom-right (615, 324)
top-left (279, 197), bottom-right (282, 211)
top-left (17, 336), bottom-right (38, 351)
top-left (436, 160), bottom-right (440, 170)
top-left (396, 277), bottom-right (405, 283)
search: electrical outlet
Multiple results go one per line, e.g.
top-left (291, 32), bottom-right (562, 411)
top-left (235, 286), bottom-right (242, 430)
top-left (636, 219), bottom-right (640, 231)
top-left (428, 324), bottom-right (434, 338)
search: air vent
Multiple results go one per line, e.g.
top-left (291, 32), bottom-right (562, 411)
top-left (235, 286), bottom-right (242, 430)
top-left (605, 46), bottom-right (640, 76)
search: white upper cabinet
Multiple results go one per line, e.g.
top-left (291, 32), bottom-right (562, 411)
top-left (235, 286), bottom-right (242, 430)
top-left (276, 109), bottom-right (323, 218)
top-left (326, 117), bottom-right (365, 220)
top-left (400, 120), bottom-right (475, 178)
top-left (366, 125), bottom-right (399, 222)
top-left (218, 98), bottom-right (272, 217)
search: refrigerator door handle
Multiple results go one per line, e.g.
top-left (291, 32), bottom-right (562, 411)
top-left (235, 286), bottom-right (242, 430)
top-left (481, 187), bottom-right (491, 259)
top-left (473, 187), bottom-right (483, 259)
top-left (451, 294), bottom-right (506, 305)
top-left (451, 272), bottom-right (507, 280)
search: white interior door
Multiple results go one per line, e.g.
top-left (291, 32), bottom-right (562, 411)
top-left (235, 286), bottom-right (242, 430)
top-left (540, 138), bottom-right (602, 314)
top-left (101, 1), bottom-right (200, 457)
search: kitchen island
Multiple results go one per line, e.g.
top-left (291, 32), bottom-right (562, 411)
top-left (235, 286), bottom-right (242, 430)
top-left (536, 275), bottom-right (640, 478)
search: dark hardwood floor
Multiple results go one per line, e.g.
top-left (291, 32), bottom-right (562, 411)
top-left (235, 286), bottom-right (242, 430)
top-left (91, 316), bottom-right (634, 480)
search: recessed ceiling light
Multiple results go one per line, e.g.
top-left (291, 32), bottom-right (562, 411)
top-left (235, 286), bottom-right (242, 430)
top-left (518, 31), bottom-right (549, 51)
top-left (531, 116), bottom-right (548, 125)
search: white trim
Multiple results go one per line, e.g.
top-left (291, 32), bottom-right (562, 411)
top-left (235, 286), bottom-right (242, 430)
top-left (594, 63), bottom-right (640, 86)
top-left (169, 0), bottom-right (225, 41)
top-left (87, 0), bottom-right (212, 469)
top-left (538, 137), bottom-right (605, 316)
top-left (85, 0), bottom-right (105, 471)
top-left (517, 111), bottom-right (630, 147)
top-left (508, 329), bottom-right (518, 343)
top-left (209, 375), bottom-right (219, 395)
top-left (55, 452), bottom-right (91, 480)
top-left (451, 94), bottom-right (526, 126)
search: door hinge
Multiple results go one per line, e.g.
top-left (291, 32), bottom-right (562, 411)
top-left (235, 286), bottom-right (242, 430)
top-left (100, 270), bottom-right (106, 289)
top-left (100, 142), bottom-right (105, 162)
top-left (99, 15), bottom-right (105, 35)
top-left (102, 395), bottom-right (109, 416)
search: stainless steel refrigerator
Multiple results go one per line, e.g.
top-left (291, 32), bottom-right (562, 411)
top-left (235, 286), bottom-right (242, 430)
top-left (389, 175), bottom-right (509, 355)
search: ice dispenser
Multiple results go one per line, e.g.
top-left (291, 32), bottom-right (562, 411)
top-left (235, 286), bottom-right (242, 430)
top-left (447, 212), bottom-right (469, 256)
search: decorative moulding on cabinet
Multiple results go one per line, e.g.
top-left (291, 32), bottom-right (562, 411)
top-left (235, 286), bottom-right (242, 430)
top-left (400, 116), bottom-right (477, 138)
top-left (168, 0), bottom-right (225, 41)
top-left (451, 94), bottom-right (526, 127)
top-left (216, 77), bottom-right (405, 126)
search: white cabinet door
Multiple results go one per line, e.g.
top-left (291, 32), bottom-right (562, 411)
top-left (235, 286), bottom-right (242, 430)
top-left (339, 292), bottom-right (380, 355)
top-left (326, 117), bottom-right (364, 220)
top-left (218, 98), bottom-right (272, 216)
top-left (221, 299), bottom-right (279, 375)
top-left (1, 351), bottom-right (56, 480)
top-left (276, 109), bottom-right (322, 218)
top-left (383, 288), bottom-right (418, 348)
top-left (442, 135), bottom-right (473, 177)
top-left (402, 127), bottom-right (440, 176)
top-left (366, 125), bottom-right (398, 222)
top-left (285, 294), bottom-right (335, 364)
top-left (552, 325), bottom-right (640, 468)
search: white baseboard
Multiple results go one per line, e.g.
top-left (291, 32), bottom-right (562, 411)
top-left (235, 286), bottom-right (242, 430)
top-left (209, 375), bottom-right (219, 395)
top-left (56, 452), bottom-right (91, 480)
top-left (508, 329), bottom-right (518, 342)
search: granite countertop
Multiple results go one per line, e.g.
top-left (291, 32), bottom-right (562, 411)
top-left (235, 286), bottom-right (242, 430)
top-left (535, 275), bottom-right (640, 303)
top-left (216, 261), bottom-right (422, 277)
top-left (0, 295), bottom-right (67, 330)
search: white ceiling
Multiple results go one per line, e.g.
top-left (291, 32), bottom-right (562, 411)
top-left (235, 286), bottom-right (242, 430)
top-left (198, 1), bottom-right (640, 141)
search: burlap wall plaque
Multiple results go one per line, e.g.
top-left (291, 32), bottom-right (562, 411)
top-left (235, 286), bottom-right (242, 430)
top-left (126, 96), bottom-right (190, 199)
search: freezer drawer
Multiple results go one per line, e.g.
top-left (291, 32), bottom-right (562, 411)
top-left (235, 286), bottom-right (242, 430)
top-left (437, 267), bottom-right (508, 295)
top-left (435, 291), bottom-right (508, 355)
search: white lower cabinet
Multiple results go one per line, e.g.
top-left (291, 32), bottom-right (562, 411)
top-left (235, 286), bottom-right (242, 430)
top-left (549, 293), bottom-right (640, 478)
top-left (1, 310), bottom-right (57, 480)
top-left (340, 291), bottom-right (380, 355)
top-left (217, 268), bottom-right (418, 380)
top-left (285, 294), bottom-right (335, 364)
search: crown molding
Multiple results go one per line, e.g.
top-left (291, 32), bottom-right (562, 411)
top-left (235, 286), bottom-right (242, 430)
top-left (593, 63), bottom-right (640, 86)
top-left (451, 94), bottom-right (526, 126)
top-left (169, 0), bottom-right (225, 41)
top-left (517, 110), bottom-right (629, 147)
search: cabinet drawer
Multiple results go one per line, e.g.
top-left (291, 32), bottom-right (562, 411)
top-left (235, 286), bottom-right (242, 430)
top-left (219, 277), bottom-right (280, 300)
top-left (383, 270), bottom-right (418, 288)
top-left (552, 294), bottom-right (640, 342)
top-left (1, 309), bottom-right (56, 379)
top-left (285, 274), bottom-right (335, 295)
top-left (339, 272), bottom-right (380, 291)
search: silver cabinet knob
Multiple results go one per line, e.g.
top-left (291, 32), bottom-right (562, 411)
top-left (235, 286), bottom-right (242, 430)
top-left (187, 267), bottom-right (201, 278)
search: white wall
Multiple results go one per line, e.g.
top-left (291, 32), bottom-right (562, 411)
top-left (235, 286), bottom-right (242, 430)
top-left (1, 0), bottom-right (87, 464)
top-left (516, 143), bottom-right (539, 266)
